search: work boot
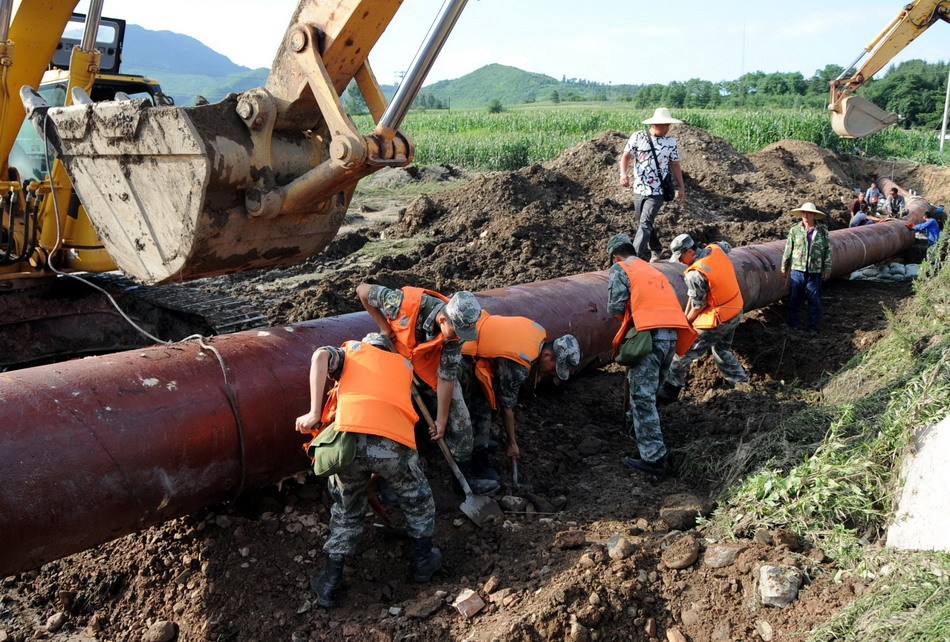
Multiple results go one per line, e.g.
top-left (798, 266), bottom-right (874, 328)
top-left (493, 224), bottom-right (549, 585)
top-left (656, 382), bottom-right (682, 405)
top-left (458, 462), bottom-right (501, 495)
top-left (470, 449), bottom-right (500, 483)
top-left (622, 455), bottom-right (669, 478)
top-left (310, 554), bottom-right (345, 607)
top-left (410, 537), bottom-right (443, 582)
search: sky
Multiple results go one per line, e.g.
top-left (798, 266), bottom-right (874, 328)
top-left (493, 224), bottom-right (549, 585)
top-left (71, 1), bottom-right (947, 87)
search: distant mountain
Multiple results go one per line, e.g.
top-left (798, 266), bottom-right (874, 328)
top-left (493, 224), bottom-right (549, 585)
top-left (121, 24), bottom-right (268, 106)
top-left (422, 63), bottom-right (641, 109)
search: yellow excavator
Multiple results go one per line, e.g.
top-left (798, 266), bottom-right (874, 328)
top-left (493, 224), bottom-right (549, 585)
top-left (1, 0), bottom-right (467, 368)
top-left (830, 0), bottom-right (949, 137)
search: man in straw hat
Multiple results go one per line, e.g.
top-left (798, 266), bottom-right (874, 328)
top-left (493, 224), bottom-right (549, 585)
top-left (618, 107), bottom-right (686, 263)
top-left (781, 202), bottom-right (832, 333)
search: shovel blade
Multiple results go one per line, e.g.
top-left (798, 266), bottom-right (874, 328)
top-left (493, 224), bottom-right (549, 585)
top-left (460, 494), bottom-right (504, 527)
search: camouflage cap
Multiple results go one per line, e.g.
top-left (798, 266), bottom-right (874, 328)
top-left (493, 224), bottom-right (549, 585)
top-left (607, 233), bottom-right (633, 257)
top-left (552, 334), bottom-right (581, 381)
top-left (361, 332), bottom-right (394, 352)
top-left (444, 291), bottom-right (481, 341)
top-left (669, 233), bottom-right (695, 262)
top-left (713, 240), bottom-right (732, 254)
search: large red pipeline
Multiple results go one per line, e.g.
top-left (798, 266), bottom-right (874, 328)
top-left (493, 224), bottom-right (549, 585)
top-left (0, 221), bottom-right (915, 575)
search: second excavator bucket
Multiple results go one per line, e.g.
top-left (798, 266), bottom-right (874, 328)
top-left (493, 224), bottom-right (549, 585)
top-left (32, 95), bottom-right (351, 285)
top-left (831, 95), bottom-right (900, 138)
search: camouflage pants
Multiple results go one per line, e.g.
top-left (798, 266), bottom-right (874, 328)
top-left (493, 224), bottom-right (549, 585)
top-left (419, 380), bottom-right (474, 462)
top-left (625, 332), bottom-right (676, 463)
top-left (323, 433), bottom-right (435, 556)
top-left (666, 314), bottom-right (747, 387)
top-left (464, 384), bottom-right (494, 451)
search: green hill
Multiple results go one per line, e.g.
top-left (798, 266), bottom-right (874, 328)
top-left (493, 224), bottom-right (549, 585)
top-left (422, 63), bottom-right (641, 109)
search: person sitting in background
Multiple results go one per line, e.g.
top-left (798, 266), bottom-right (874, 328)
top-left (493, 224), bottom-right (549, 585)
top-left (865, 182), bottom-right (882, 202)
top-left (884, 187), bottom-right (907, 217)
top-left (869, 195), bottom-right (882, 214)
top-left (849, 204), bottom-right (884, 227)
top-left (850, 192), bottom-right (866, 217)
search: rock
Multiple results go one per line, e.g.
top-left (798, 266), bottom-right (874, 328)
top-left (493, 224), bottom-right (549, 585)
top-left (142, 620), bottom-right (178, 642)
top-left (588, 592), bottom-right (601, 606)
top-left (553, 530), bottom-right (587, 549)
top-left (756, 619), bottom-right (774, 641)
top-left (712, 620), bottom-right (731, 641)
top-left (452, 588), bottom-right (486, 618)
top-left (489, 588), bottom-right (511, 604)
top-left (569, 620), bottom-right (590, 641)
top-left (551, 495), bottom-right (568, 510)
top-left (388, 606), bottom-right (403, 616)
top-left (772, 528), bottom-right (799, 551)
top-left (214, 515), bottom-right (233, 529)
top-left (577, 436), bottom-right (603, 456)
top-left (607, 534), bottom-right (636, 560)
top-left (406, 594), bottom-right (443, 619)
top-left (56, 590), bottom-right (77, 610)
top-left (342, 624), bottom-right (361, 637)
top-left (45, 613), bottom-right (67, 633)
top-left (0, 630), bottom-right (9, 642)
top-left (659, 494), bottom-right (707, 530)
top-left (500, 496), bottom-right (529, 512)
top-left (661, 535), bottom-right (700, 570)
top-left (482, 575), bottom-right (501, 594)
top-left (667, 629), bottom-right (688, 642)
top-left (704, 543), bottom-right (745, 569)
top-left (644, 617), bottom-right (656, 637)
top-left (758, 565), bottom-right (803, 607)
top-left (526, 493), bottom-right (556, 513)
top-left (578, 552), bottom-right (597, 567)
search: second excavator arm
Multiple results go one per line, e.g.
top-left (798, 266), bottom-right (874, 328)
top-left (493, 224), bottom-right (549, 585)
top-left (829, 0), bottom-right (950, 138)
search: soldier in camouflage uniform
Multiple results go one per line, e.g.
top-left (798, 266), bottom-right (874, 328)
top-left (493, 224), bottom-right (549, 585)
top-left (295, 333), bottom-right (441, 608)
top-left (356, 283), bottom-right (498, 494)
top-left (464, 331), bottom-right (580, 470)
top-left (658, 234), bottom-right (748, 402)
top-left (780, 202), bottom-right (833, 333)
top-left (607, 234), bottom-right (695, 477)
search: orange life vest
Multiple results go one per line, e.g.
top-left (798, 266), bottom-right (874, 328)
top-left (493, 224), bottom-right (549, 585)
top-left (611, 257), bottom-right (697, 357)
top-left (685, 244), bottom-right (744, 329)
top-left (309, 341), bottom-right (419, 450)
top-left (389, 286), bottom-right (450, 389)
top-left (462, 310), bottom-right (547, 409)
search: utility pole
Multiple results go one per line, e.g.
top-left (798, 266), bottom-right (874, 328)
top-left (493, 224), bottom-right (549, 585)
top-left (940, 64), bottom-right (950, 154)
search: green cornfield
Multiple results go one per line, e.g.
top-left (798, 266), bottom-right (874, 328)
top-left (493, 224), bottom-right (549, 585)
top-left (352, 104), bottom-right (947, 171)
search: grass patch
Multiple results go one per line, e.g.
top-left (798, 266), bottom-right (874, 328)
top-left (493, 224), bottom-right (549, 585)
top-left (700, 236), bottom-right (950, 639)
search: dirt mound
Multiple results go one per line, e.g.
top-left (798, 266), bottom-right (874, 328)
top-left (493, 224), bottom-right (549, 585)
top-left (3, 125), bottom-right (942, 641)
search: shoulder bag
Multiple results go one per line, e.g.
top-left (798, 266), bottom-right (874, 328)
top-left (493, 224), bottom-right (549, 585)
top-left (646, 132), bottom-right (676, 202)
top-left (307, 423), bottom-right (356, 476)
top-left (614, 326), bottom-right (653, 367)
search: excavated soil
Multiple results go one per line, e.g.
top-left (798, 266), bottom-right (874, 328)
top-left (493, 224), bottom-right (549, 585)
top-left (2, 127), bottom-right (947, 641)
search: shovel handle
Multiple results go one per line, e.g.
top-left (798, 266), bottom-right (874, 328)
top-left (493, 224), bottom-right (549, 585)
top-left (410, 381), bottom-right (475, 497)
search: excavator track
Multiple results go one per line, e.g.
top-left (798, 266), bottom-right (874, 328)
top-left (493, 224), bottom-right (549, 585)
top-left (0, 273), bottom-right (268, 371)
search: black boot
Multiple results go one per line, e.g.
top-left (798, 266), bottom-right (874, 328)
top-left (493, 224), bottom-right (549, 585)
top-left (411, 537), bottom-right (443, 583)
top-left (656, 382), bottom-right (682, 405)
top-left (458, 462), bottom-right (500, 495)
top-left (622, 455), bottom-right (669, 478)
top-left (470, 448), bottom-right (500, 483)
top-left (310, 554), bottom-right (345, 607)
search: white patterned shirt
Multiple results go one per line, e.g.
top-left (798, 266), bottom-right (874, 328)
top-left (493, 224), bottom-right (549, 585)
top-left (623, 130), bottom-right (680, 197)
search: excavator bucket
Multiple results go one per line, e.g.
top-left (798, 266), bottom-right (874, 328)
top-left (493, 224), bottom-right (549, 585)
top-left (31, 94), bottom-right (350, 285)
top-left (831, 95), bottom-right (900, 138)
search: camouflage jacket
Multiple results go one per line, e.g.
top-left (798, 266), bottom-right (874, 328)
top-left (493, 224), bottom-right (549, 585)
top-left (781, 222), bottom-right (832, 275)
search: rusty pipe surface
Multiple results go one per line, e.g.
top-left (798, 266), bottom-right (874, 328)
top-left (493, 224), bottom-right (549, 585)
top-left (878, 176), bottom-right (932, 225)
top-left (0, 222), bottom-right (915, 576)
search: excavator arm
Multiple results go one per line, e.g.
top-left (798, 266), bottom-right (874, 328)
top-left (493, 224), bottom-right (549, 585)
top-left (20, 0), bottom-right (468, 284)
top-left (829, 0), bottom-right (950, 138)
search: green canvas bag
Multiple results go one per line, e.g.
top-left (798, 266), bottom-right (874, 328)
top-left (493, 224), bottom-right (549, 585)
top-left (307, 423), bottom-right (356, 477)
top-left (614, 327), bottom-right (653, 367)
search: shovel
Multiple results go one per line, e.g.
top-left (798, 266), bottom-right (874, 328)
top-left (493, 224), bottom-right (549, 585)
top-left (410, 384), bottom-right (503, 527)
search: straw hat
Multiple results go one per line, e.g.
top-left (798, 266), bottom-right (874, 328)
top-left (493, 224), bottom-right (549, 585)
top-left (790, 202), bottom-right (826, 220)
top-left (642, 107), bottom-right (682, 125)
